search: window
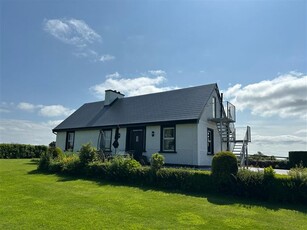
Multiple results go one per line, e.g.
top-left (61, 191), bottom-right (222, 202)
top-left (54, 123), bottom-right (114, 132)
top-left (161, 126), bottom-right (176, 152)
top-left (66, 131), bottom-right (75, 151)
top-left (207, 128), bottom-right (214, 155)
top-left (212, 97), bottom-right (217, 118)
top-left (99, 129), bottom-right (112, 151)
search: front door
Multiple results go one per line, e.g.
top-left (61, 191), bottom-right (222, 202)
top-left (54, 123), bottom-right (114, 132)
top-left (129, 129), bottom-right (144, 160)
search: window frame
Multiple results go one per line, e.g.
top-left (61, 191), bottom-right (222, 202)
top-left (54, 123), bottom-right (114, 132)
top-left (160, 125), bottom-right (176, 153)
top-left (100, 129), bottom-right (113, 152)
top-left (65, 131), bottom-right (75, 151)
top-left (207, 128), bottom-right (214, 155)
top-left (212, 96), bottom-right (217, 118)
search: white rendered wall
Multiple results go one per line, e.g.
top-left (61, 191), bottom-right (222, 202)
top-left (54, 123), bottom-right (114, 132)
top-left (197, 89), bottom-right (224, 166)
top-left (144, 125), bottom-right (160, 159)
top-left (144, 124), bottom-right (198, 166)
top-left (56, 132), bottom-right (66, 150)
top-left (74, 130), bottom-right (100, 151)
top-left (112, 128), bottom-right (127, 154)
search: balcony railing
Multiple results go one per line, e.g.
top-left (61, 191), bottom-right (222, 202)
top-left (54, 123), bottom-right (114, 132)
top-left (223, 101), bottom-right (236, 122)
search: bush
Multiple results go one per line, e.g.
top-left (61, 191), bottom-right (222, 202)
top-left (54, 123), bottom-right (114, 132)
top-left (0, 144), bottom-right (47, 159)
top-left (288, 163), bottom-right (307, 183)
top-left (49, 141), bottom-right (56, 148)
top-left (79, 143), bottom-right (98, 165)
top-left (85, 161), bottom-right (109, 179)
top-left (248, 159), bottom-right (289, 169)
top-left (150, 153), bottom-right (165, 171)
top-left (154, 167), bottom-right (214, 193)
top-left (234, 169), bottom-right (266, 199)
top-left (38, 152), bottom-right (51, 171)
top-left (211, 151), bottom-right (238, 190)
top-left (48, 147), bottom-right (64, 159)
top-left (289, 151), bottom-right (307, 168)
top-left (107, 156), bottom-right (141, 181)
top-left (263, 166), bottom-right (275, 179)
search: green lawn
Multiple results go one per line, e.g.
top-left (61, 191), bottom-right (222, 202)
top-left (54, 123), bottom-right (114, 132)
top-left (0, 160), bottom-right (306, 230)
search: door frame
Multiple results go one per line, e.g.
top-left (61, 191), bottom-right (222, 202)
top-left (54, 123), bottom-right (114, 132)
top-left (125, 127), bottom-right (146, 158)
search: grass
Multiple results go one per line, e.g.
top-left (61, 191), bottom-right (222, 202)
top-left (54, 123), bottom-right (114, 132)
top-left (0, 160), bottom-right (306, 230)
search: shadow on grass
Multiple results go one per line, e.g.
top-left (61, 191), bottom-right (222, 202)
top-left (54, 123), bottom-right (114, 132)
top-left (27, 169), bottom-right (307, 214)
top-left (24, 159), bottom-right (40, 165)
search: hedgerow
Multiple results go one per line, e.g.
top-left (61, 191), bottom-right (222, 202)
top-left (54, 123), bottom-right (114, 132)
top-left (0, 144), bottom-right (47, 159)
top-left (36, 145), bottom-right (307, 204)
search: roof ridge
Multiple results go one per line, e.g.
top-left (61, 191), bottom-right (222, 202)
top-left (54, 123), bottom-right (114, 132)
top-left (114, 83), bottom-right (217, 101)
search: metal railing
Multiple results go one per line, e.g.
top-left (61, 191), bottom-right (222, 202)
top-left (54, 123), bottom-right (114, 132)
top-left (223, 101), bottom-right (236, 122)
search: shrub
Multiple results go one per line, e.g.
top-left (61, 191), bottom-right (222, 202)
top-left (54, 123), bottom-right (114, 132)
top-left (248, 159), bottom-right (289, 169)
top-left (211, 151), bottom-right (238, 190)
top-left (153, 168), bottom-right (214, 193)
top-left (48, 147), bottom-right (64, 159)
top-left (289, 151), bottom-right (307, 168)
top-left (38, 152), bottom-right (51, 171)
top-left (150, 153), bottom-right (165, 171)
top-left (79, 143), bottom-right (98, 165)
top-left (234, 169), bottom-right (266, 199)
top-left (107, 156), bottom-right (141, 181)
top-left (288, 163), bottom-right (307, 183)
top-left (85, 161), bottom-right (109, 179)
top-left (0, 143), bottom-right (47, 159)
top-left (61, 154), bottom-right (81, 174)
top-left (49, 141), bottom-right (56, 148)
top-left (263, 166), bottom-right (275, 179)
top-left (48, 159), bottom-right (63, 173)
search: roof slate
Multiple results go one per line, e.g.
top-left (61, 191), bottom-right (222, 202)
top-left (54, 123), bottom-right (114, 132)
top-left (53, 83), bottom-right (217, 131)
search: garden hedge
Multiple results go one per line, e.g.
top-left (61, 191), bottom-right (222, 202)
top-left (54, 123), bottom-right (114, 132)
top-left (248, 159), bottom-right (289, 169)
top-left (36, 146), bottom-right (307, 204)
top-left (0, 144), bottom-right (47, 159)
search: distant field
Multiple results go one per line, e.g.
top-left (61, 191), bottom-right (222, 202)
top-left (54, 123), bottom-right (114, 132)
top-left (0, 159), bottom-right (306, 229)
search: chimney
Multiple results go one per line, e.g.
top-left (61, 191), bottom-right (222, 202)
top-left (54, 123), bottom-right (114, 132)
top-left (104, 90), bottom-right (124, 106)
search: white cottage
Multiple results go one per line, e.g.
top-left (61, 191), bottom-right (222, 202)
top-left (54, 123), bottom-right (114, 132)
top-left (53, 83), bottom-right (250, 167)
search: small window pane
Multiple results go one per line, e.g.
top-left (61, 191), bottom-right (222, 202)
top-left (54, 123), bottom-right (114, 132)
top-left (164, 128), bottom-right (174, 138)
top-left (162, 126), bottom-right (175, 152)
top-left (66, 132), bottom-right (75, 150)
top-left (101, 130), bottom-right (112, 150)
top-left (163, 139), bottom-right (175, 151)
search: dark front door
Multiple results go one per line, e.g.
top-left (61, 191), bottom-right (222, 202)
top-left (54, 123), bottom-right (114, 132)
top-left (129, 129), bottom-right (144, 160)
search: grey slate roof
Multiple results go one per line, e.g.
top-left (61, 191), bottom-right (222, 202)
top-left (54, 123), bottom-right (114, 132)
top-left (53, 83), bottom-right (217, 131)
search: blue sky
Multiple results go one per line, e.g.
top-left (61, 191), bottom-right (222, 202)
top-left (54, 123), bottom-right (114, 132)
top-left (1, 0), bottom-right (306, 156)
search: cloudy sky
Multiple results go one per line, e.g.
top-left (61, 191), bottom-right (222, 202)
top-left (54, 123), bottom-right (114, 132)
top-left (1, 0), bottom-right (306, 157)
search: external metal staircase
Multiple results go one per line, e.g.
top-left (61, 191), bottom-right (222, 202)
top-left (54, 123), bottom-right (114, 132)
top-left (216, 121), bottom-right (235, 142)
top-left (210, 100), bottom-right (251, 168)
top-left (232, 126), bottom-right (251, 168)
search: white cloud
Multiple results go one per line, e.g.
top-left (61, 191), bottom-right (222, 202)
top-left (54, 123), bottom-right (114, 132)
top-left (39, 105), bottom-right (75, 117)
top-left (17, 102), bottom-right (39, 112)
top-left (252, 134), bottom-right (306, 145)
top-left (106, 72), bottom-right (121, 79)
top-left (43, 18), bottom-right (115, 62)
top-left (0, 102), bottom-right (14, 114)
top-left (100, 54), bottom-right (115, 62)
top-left (148, 70), bottom-right (166, 76)
top-left (43, 18), bottom-right (101, 47)
top-left (91, 70), bottom-right (179, 98)
top-left (0, 108), bottom-right (10, 113)
top-left (0, 119), bottom-right (60, 145)
top-left (223, 72), bottom-right (307, 120)
top-left (17, 102), bottom-right (74, 118)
